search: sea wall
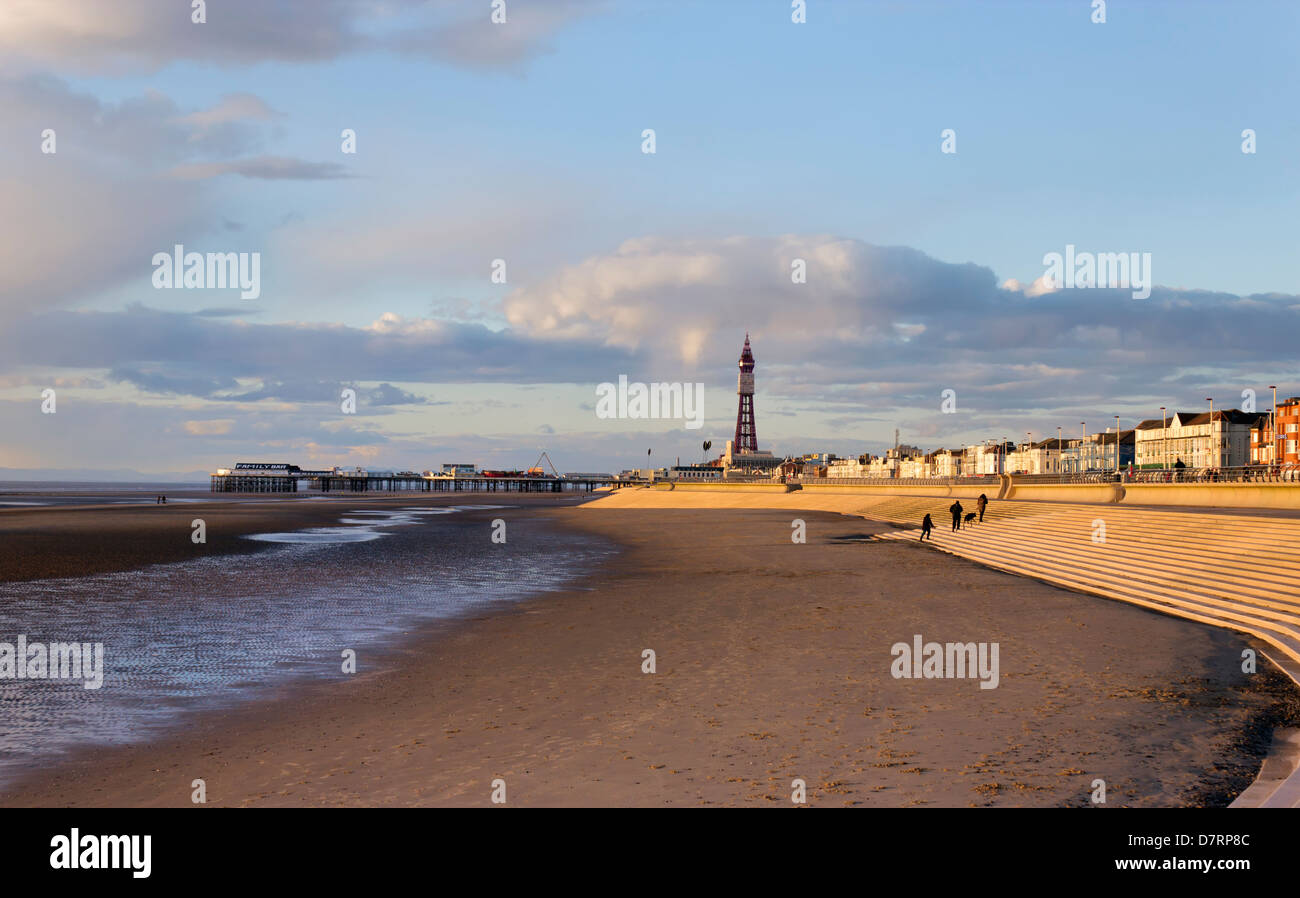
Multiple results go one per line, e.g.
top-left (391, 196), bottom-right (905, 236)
top-left (1006, 482), bottom-right (1124, 504)
top-left (1121, 483), bottom-right (1300, 509)
top-left (650, 481), bottom-right (796, 493)
top-left (632, 478), bottom-right (1300, 509)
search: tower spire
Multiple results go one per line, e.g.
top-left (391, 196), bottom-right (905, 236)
top-left (734, 334), bottom-right (758, 452)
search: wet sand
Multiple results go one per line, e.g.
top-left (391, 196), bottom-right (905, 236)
top-left (0, 492), bottom-right (589, 583)
top-left (1, 500), bottom-right (1294, 807)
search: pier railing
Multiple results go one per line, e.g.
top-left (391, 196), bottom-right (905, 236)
top-left (211, 472), bottom-right (621, 493)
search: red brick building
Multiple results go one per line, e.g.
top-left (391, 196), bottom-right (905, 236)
top-left (1252, 396), bottom-right (1300, 465)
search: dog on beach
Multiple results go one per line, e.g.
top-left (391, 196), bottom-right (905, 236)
top-left (963, 512), bottom-right (977, 525)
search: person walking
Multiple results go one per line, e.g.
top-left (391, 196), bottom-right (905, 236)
top-left (977, 493), bottom-right (988, 523)
top-left (920, 513), bottom-right (933, 541)
top-left (949, 500), bottom-right (963, 531)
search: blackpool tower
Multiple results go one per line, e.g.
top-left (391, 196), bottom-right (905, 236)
top-left (733, 334), bottom-right (758, 452)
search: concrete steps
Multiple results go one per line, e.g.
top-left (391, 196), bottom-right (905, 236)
top-left (1228, 730), bottom-right (1300, 808)
top-left (863, 497), bottom-right (1300, 808)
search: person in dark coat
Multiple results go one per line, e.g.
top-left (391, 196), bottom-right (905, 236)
top-left (949, 500), bottom-right (963, 531)
top-left (977, 493), bottom-right (988, 522)
top-left (920, 513), bottom-right (933, 541)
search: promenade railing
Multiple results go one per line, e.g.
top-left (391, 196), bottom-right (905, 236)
top-left (791, 466), bottom-right (1300, 486)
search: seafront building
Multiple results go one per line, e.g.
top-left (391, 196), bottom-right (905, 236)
top-left (1055, 430), bottom-right (1135, 473)
top-left (1252, 397), bottom-right (1300, 466)
top-left (1134, 410), bottom-right (1263, 469)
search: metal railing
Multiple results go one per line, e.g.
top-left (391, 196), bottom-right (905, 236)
top-left (1125, 464), bottom-right (1300, 484)
top-left (800, 475), bottom-right (995, 486)
top-left (786, 466), bottom-right (1300, 486)
top-left (652, 465), bottom-right (1300, 487)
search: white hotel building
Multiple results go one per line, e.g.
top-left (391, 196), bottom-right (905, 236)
top-left (1133, 410), bottom-right (1262, 469)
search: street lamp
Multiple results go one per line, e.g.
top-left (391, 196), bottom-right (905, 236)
top-left (1270, 385), bottom-right (1278, 465)
top-left (1081, 422), bottom-right (1087, 472)
top-left (1160, 407), bottom-right (1167, 471)
top-left (1113, 414), bottom-right (1121, 474)
top-left (1057, 425), bottom-right (1062, 475)
top-left (1206, 398), bottom-right (1214, 469)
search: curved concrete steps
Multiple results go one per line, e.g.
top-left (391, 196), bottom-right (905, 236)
top-left (863, 497), bottom-right (1300, 807)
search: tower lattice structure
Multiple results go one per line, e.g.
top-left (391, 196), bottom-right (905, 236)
top-left (733, 334), bottom-right (758, 452)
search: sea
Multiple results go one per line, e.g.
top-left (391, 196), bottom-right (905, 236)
top-left (0, 488), bottom-right (615, 784)
top-left (0, 481), bottom-right (214, 507)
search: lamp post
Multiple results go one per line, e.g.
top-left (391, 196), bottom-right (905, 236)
top-left (1270, 385), bottom-right (1278, 465)
top-left (1206, 398), bottom-right (1214, 469)
top-left (1113, 414), bottom-right (1121, 474)
top-left (1081, 422), bottom-right (1087, 472)
top-left (1057, 425), bottom-right (1062, 474)
top-left (1160, 407), bottom-right (1167, 471)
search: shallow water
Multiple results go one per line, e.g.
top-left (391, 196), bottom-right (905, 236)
top-left (0, 506), bottom-right (614, 782)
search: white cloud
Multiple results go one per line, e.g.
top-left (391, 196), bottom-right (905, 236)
top-left (1001, 275), bottom-right (1059, 298)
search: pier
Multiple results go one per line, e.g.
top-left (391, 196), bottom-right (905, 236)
top-left (210, 464), bottom-right (627, 494)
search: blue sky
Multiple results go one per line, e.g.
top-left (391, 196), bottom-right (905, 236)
top-left (1, 0), bottom-right (1297, 476)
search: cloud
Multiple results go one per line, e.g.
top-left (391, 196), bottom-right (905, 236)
top-left (1001, 275), bottom-right (1059, 298)
top-left (0, 0), bottom-right (372, 73)
top-left (502, 234), bottom-right (997, 365)
top-left (0, 306), bottom-right (637, 392)
top-left (4, 234), bottom-right (1299, 469)
top-left (0, 0), bottom-right (602, 75)
top-left (178, 93), bottom-right (278, 130)
top-left (166, 155), bottom-right (355, 181)
top-left (0, 77), bottom-right (315, 317)
top-left (109, 367), bottom-right (240, 397)
top-left (499, 234), bottom-right (1300, 430)
top-left (396, 0), bottom-right (604, 70)
top-left (183, 419), bottom-right (235, 436)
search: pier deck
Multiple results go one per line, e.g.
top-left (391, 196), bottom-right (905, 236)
top-left (210, 472), bottom-right (627, 493)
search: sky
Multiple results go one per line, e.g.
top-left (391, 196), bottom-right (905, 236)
top-left (1, 0), bottom-right (1297, 477)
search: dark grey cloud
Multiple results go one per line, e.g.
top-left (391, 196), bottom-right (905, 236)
top-left (108, 367), bottom-right (241, 397)
top-left (0, 305), bottom-right (638, 392)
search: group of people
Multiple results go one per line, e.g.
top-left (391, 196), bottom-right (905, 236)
top-left (919, 493), bottom-right (987, 540)
top-left (155, 495), bottom-right (167, 505)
